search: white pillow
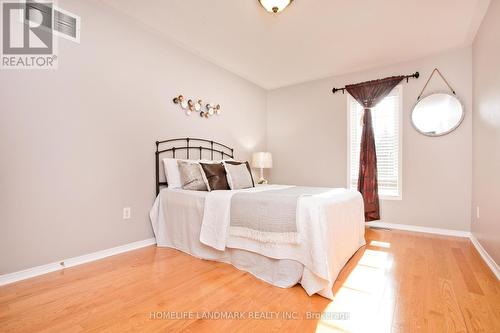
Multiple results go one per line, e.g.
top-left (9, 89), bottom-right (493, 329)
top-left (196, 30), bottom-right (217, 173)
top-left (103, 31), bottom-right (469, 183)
top-left (163, 158), bottom-right (183, 188)
top-left (223, 162), bottom-right (254, 190)
top-left (163, 158), bottom-right (221, 188)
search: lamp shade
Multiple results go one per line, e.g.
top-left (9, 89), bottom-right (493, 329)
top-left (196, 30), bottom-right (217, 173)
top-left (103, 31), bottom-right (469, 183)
top-left (258, 0), bottom-right (293, 13)
top-left (251, 152), bottom-right (273, 169)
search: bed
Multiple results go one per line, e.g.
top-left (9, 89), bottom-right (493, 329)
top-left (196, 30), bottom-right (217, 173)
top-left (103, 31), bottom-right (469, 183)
top-left (149, 138), bottom-right (366, 299)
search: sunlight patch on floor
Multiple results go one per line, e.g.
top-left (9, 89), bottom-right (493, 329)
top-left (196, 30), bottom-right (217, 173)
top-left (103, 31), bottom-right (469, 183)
top-left (315, 248), bottom-right (395, 333)
top-left (357, 249), bottom-right (390, 269)
top-left (370, 240), bottom-right (391, 248)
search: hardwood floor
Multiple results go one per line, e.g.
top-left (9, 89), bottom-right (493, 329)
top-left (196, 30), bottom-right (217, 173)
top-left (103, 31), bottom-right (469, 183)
top-left (1, 228), bottom-right (499, 332)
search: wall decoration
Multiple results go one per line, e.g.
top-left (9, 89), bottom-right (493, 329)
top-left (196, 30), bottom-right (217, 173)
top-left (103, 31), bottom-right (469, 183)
top-left (173, 95), bottom-right (221, 118)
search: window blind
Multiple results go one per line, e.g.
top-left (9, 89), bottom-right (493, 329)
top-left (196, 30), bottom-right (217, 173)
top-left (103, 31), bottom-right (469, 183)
top-left (349, 85), bottom-right (402, 198)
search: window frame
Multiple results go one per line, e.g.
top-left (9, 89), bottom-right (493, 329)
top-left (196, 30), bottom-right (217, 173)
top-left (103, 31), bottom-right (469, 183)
top-left (346, 85), bottom-right (403, 201)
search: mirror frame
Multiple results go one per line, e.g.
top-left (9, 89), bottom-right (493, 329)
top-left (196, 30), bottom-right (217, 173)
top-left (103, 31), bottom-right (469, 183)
top-left (411, 91), bottom-right (465, 137)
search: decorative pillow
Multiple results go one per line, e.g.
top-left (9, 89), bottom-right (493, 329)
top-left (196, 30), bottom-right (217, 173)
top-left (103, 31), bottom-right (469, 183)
top-left (223, 161), bottom-right (254, 190)
top-left (224, 161), bottom-right (255, 187)
top-left (177, 161), bottom-right (208, 191)
top-left (163, 158), bottom-right (217, 188)
top-left (200, 163), bottom-right (229, 191)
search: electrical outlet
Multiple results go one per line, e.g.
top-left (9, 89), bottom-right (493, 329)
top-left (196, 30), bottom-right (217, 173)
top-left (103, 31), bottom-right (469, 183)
top-left (476, 206), bottom-right (480, 219)
top-left (123, 207), bottom-right (131, 220)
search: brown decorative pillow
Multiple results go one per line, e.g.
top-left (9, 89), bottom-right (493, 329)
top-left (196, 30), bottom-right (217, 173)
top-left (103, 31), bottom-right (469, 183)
top-left (224, 161), bottom-right (255, 188)
top-left (200, 163), bottom-right (229, 191)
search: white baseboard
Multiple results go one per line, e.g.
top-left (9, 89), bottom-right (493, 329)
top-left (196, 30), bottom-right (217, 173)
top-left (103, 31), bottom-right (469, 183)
top-left (2, 223), bottom-right (498, 285)
top-left (469, 235), bottom-right (500, 280)
top-left (366, 221), bottom-right (499, 280)
top-left (0, 238), bottom-right (156, 286)
top-left (366, 221), bottom-right (471, 238)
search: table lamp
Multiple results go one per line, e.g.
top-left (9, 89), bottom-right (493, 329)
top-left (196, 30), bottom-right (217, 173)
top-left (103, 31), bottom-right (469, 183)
top-left (251, 152), bottom-right (273, 184)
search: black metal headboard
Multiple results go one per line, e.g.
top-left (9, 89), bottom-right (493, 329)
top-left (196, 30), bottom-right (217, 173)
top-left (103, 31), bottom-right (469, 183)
top-left (155, 138), bottom-right (234, 195)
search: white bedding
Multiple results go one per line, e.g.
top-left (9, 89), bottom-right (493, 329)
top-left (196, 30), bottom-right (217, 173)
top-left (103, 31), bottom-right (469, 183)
top-left (149, 188), bottom-right (304, 288)
top-left (150, 185), bottom-right (366, 299)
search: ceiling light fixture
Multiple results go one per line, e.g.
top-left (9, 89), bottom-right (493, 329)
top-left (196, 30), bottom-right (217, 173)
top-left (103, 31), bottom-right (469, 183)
top-left (258, 0), bottom-right (293, 13)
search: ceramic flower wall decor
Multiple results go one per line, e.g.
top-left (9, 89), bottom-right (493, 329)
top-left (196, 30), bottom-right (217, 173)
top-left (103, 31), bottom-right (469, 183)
top-left (173, 95), bottom-right (221, 118)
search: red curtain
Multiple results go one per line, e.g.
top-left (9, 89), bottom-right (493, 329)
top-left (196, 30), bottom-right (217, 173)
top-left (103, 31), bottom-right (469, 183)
top-left (346, 76), bottom-right (404, 221)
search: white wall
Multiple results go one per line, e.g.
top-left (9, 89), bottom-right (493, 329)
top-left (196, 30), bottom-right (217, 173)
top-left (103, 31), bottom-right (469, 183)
top-left (0, 0), bottom-right (267, 274)
top-left (267, 48), bottom-right (472, 231)
top-left (1, 0), bottom-right (489, 275)
top-left (472, 0), bottom-right (500, 264)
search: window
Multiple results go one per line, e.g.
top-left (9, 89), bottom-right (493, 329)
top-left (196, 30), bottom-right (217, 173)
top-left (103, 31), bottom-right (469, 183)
top-left (348, 85), bottom-right (402, 199)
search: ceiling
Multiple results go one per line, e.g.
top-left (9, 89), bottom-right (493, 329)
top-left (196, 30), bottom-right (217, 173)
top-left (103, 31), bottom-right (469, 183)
top-left (102, 0), bottom-right (490, 89)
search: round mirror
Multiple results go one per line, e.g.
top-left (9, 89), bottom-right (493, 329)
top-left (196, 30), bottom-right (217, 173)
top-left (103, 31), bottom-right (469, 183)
top-left (411, 92), bottom-right (464, 136)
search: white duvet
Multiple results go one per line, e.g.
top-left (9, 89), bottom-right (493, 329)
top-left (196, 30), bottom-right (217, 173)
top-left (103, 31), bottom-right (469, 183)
top-left (199, 185), bottom-right (365, 299)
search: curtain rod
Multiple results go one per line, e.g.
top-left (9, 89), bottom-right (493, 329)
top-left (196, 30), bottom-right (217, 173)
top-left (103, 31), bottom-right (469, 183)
top-left (331, 72), bottom-right (420, 94)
